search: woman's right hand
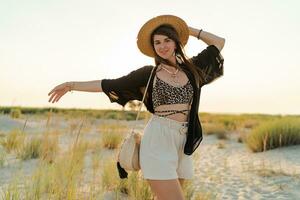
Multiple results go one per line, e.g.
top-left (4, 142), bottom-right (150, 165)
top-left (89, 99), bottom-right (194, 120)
top-left (48, 82), bottom-right (73, 103)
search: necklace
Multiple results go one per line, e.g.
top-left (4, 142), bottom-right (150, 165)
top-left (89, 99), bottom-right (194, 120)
top-left (160, 64), bottom-right (181, 86)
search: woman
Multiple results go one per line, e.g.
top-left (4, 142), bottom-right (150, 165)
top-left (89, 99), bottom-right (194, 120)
top-left (48, 15), bottom-right (225, 200)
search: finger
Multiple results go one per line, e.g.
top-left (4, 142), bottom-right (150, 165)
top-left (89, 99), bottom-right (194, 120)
top-left (48, 89), bottom-right (53, 96)
top-left (48, 94), bottom-right (55, 103)
top-left (52, 95), bottom-right (59, 103)
top-left (49, 93), bottom-right (60, 103)
top-left (49, 92), bottom-right (59, 103)
top-left (55, 96), bottom-right (62, 103)
top-left (56, 92), bottom-right (66, 102)
top-left (54, 93), bottom-right (64, 103)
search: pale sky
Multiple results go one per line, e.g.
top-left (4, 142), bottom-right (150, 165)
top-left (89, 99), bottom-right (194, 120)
top-left (1, 0), bottom-right (299, 115)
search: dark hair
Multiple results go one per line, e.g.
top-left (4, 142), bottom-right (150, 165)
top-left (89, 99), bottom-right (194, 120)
top-left (150, 25), bottom-right (205, 87)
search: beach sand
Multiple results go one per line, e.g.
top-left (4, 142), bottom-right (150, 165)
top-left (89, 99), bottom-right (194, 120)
top-left (1, 114), bottom-right (299, 199)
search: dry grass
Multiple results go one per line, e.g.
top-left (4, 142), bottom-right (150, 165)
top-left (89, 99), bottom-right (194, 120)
top-left (24, 140), bottom-right (88, 199)
top-left (10, 108), bottom-right (22, 119)
top-left (16, 136), bottom-right (42, 160)
top-left (202, 123), bottom-right (228, 139)
top-left (217, 140), bottom-right (226, 149)
top-left (183, 180), bottom-right (213, 200)
top-left (2, 109), bottom-right (299, 199)
top-left (0, 129), bottom-right (26, 153)
top-left (101, 158), bottom-right (153, 199)
top-left (99, 123), bottom-right (127, 149)
top-left (246, 118), bottom-right (300, 152)
top-left (0, 150), bottom-right (6, 167)
top-left (39, 134), bottom-right (59, 164)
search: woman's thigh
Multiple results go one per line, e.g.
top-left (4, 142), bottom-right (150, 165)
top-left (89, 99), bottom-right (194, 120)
top-left (147, 179), bottom-right (185, 200)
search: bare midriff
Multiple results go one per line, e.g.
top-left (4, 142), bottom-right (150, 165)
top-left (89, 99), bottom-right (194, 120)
top-left (154, 103), bottom-right (191, 123)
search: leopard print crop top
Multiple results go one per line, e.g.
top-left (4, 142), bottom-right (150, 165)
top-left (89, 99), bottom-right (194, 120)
top-left (152, 73), bottom-right (194, 116)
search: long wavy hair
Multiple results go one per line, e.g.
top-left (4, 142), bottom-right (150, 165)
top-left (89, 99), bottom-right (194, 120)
top-left (150, 24), bottom-right (205, 87)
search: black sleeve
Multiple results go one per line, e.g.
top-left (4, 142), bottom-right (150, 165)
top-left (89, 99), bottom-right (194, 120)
top-left (190, 45), bottom-right (224, 85)
top-left (101, 65), bottom-right (153, 106)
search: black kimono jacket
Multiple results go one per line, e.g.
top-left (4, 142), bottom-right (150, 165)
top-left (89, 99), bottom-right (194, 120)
top-left (101, 44), bottom-right (224, 155)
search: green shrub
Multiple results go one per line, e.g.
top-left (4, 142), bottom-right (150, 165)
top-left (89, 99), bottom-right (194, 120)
top-left (246, 118), bottom-right (300, 152)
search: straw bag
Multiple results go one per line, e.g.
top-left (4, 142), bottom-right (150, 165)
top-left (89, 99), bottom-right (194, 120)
top-left (117, 67), bottom-right (155, 178)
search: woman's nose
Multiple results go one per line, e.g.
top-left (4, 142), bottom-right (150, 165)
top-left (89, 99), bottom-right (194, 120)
top-left (159, 44), bottom-right (167, 50)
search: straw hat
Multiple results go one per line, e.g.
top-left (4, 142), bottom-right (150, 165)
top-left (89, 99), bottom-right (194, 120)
top-left (137, 15), bottom-right (189, 57)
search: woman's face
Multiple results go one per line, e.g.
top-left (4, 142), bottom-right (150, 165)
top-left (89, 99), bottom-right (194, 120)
top-left (153, 34), bottom-right (176, 61)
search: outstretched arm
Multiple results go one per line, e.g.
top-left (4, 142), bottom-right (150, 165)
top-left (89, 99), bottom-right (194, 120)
top-left (188, 27), bottom-right (225, 52)
top-left (48, 80), bottom-right (103, 103)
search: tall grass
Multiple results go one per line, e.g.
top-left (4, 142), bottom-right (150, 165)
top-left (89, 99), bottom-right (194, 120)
top-left (0, 149), bottom-right (6, 167)
top-left (16, 137), bottom-right (42, 160)
top-left (182, 180), bottom-right (212, 200)
top-left (126, 172), bottom-right (153, 200)
top-left (101, 158), bottom-right (153, 200)
top-left (246, 118), bottom-right (300, 152)
top-left (99, 124), bottom-right (126, 149)
top-left (0, 129), bottom-right (26, 153)
top-left (23, 140), bottom-right (88, 199)
top-left (200, 113), bottom-right (284, 131)
top-left (0, 138), bottom-right (100, 200)
top-left (40, 134), bottom-right (59, 164)
top-left (202, 123), bottom-right (228, 139)
top-left (1, 177), bottom-right (22, 200)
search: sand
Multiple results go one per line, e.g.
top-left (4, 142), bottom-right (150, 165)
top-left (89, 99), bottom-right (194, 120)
top-left (194, 135), bottom-right (300, 199)
top-left (1, 114), bottom-right (299, 200)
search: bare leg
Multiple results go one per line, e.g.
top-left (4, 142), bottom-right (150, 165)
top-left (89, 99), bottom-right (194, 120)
top-left (178, 178), bottom-right (185, 188)
top-left (147, 179), bottom-right (185, 200)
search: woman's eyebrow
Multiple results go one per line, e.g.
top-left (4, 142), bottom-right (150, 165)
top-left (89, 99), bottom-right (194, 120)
top-left (154, 37), bottom-right (169, 42)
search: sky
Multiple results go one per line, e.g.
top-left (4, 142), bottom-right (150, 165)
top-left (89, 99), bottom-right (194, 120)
top-left (1, 0), bottom-right (300, 115)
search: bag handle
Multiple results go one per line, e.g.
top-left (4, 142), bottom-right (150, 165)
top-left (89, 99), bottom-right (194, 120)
top-left (131, 66), bottom-right (156, 133)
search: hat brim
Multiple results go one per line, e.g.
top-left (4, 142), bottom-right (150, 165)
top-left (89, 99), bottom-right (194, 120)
top-left (137, 15), bottom-right (189, 58)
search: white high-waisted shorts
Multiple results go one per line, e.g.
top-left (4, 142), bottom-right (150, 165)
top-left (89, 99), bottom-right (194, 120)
top-left (140, 114), bottom-right (194, 180)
